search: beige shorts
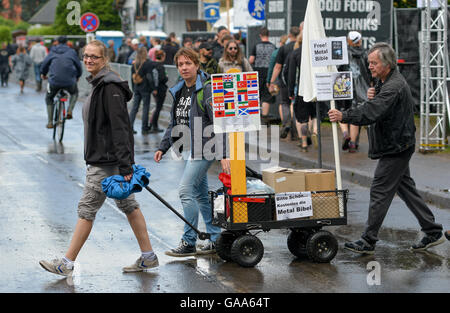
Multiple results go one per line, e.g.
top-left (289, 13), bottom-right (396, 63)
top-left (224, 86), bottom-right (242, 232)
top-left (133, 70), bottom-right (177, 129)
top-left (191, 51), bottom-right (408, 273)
top-left (77, 165), bottom-right (139, 221)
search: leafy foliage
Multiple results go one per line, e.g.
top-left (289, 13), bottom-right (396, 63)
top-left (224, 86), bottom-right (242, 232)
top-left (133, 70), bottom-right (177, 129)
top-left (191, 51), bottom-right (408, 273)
top-left (0, 25), bottom-right (12, 43)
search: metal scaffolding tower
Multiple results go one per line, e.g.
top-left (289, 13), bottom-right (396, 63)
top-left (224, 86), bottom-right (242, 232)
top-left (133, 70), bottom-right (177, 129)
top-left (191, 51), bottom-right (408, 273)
top-left (419, 0), bottom-right (449, 152)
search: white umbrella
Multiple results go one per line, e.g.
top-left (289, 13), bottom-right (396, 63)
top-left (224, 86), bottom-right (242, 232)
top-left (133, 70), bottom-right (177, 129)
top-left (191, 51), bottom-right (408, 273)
top-left (298, 0), bottom-right (343, 194)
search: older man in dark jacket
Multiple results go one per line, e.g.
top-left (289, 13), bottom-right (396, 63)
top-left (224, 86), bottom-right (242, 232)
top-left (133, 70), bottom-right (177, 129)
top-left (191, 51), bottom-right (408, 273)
top-left (328, 42), bottom-right (444, 254)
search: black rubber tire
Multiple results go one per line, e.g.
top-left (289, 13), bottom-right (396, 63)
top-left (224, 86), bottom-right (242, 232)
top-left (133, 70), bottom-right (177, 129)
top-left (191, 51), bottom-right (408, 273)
top-left (306, 230), bottom-right (338, 263)
top-left (216, 231), bottom-right (237, 262)
top-left (230, 234), bottom-right (264, 267)
top-left (53, 101), bottom-right (65, 142)
top-left (287, 229), bottom-right (310, 258)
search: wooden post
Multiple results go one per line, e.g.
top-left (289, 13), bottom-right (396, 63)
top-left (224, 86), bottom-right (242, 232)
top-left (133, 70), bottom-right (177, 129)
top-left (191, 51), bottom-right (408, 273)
top-left (227, 68), bottom-right (247, 223)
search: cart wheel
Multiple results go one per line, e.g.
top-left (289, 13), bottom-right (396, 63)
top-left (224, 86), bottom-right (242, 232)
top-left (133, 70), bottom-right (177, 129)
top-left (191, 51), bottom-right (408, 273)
top-left (216, 231), bottom-right (238, 262)
top-left (306, 230), bottom-right (338, 263)
top-left (231, 235), bottom-right (264, 267)
top-left (287, 230), bottom-right (310, 258)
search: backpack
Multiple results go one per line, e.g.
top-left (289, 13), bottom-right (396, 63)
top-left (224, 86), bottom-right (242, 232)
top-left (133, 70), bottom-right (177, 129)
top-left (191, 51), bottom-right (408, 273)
top-left (196, 79), bottom-right (211, 112)
top-left (132, 62), bottom-right (144, 85)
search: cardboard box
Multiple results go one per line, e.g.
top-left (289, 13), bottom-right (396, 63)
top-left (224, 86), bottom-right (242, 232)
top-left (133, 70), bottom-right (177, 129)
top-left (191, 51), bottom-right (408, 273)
top-left (262, 167), bottom-right (305, 193)
top-left (301, 169), bottom-right (336, 191)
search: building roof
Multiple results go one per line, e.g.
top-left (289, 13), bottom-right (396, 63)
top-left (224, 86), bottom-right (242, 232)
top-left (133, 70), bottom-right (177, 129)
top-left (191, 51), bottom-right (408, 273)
top-left (28, 0), bottom-right (58, 25)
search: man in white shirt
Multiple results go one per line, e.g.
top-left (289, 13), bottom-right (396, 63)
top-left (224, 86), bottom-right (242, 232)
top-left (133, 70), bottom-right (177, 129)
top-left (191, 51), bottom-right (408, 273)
top-left (29, 41), bottom-right (48, 91)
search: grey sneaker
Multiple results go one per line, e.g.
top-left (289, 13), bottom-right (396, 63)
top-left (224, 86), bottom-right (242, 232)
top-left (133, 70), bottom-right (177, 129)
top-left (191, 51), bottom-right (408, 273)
top-left (196, 241), bottom-right (216, 255)
top-left (39, 258), bottom-right (73, 277)
top-left (122, 255), bottom-right (159, 273)
top-left (165, 239), bottom-right (196, 257)
top-left (411, 232), bottom-right (445, 251)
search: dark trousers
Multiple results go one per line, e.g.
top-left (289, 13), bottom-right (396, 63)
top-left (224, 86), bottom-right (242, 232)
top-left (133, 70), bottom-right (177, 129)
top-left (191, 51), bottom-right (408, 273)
top-left (150, 90), bottom-right (166, 128)
top-left (362, 146), bottom-right (443, 243)
top-left (0, 69), bottom-right (9, 86)
top-left (45, 84), bottom-right (78, 123)
top-left (129, 89), bottom-right (151, 131)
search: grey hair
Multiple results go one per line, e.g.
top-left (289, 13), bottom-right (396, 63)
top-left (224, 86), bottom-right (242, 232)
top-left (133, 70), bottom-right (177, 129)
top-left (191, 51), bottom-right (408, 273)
top-left (368, 42), bottom-right (397, 70)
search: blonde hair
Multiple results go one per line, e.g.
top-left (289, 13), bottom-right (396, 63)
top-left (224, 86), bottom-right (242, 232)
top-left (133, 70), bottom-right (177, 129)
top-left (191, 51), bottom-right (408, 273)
top-left (135, 46), bottom-right (148, 66)
top-left (83, 40), bottom-right (111, 69)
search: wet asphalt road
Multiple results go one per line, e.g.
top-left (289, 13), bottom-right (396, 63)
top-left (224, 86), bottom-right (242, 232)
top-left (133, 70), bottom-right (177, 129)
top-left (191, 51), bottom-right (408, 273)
top-left (0, 84), bottom-right (449, 293)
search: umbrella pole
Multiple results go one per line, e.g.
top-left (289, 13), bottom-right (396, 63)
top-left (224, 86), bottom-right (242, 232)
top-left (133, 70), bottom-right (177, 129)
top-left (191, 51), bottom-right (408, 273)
top-left (330, 99), bottom-right (342, 190)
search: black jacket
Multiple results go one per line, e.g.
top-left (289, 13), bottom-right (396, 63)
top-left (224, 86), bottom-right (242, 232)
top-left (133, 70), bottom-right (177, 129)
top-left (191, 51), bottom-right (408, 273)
top-left (342, 69), bottom-right (416, 159)
top-left (85, 68), bottom-right (135, 175)
top-left (131, 59), bottom-right (155, 92)
top-left (287, 46), bottom-right (301, 98)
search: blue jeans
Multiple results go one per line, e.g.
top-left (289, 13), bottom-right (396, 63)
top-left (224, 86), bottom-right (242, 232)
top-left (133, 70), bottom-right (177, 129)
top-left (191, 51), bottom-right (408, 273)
top-left (179, 158), bottom-right (221, 246)
top-left (34, 63), bottom-right (42, 83)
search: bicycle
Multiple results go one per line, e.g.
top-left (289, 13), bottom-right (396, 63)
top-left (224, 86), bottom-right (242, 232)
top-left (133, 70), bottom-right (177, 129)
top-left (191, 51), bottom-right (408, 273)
top-left (52, 89), bottom-right (69, 142)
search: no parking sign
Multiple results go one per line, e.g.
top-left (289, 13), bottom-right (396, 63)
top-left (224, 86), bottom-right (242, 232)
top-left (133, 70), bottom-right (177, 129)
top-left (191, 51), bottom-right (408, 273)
top-left (80, 12), bottom-right (100, 33)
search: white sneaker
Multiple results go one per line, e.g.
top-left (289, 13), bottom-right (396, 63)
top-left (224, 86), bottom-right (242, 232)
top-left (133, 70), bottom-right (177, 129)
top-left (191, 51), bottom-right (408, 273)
top-left (39, 258), bottom-right (73, 277)
top-left (122, 256), bottom-right (159, 273)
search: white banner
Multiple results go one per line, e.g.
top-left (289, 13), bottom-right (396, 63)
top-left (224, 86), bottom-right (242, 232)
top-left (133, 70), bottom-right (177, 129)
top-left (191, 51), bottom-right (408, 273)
top-left (310, 37), bottom-right (348, 67)
top-left (315, 71), bottom-right (353, 101)
top-left (275, 192), bottom-right (313, 221)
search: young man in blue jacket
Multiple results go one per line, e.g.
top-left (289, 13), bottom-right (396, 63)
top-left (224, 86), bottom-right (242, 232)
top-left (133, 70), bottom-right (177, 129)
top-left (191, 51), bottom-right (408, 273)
top-left (41, 36), bottom-right (82, 128)
top-left (154, 48), bottom-right (230, 256)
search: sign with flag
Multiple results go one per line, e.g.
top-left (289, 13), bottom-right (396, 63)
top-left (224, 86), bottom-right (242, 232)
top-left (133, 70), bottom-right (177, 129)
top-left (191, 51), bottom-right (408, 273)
top-left (211, 71), bottom-right (261, 133)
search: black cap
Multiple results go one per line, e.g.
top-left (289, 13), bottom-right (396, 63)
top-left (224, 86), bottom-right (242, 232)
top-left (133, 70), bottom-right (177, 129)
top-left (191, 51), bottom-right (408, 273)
top-left (57, 35), bottom-right (67, 44)
top-left (199, 42), bottom-right (212, 50)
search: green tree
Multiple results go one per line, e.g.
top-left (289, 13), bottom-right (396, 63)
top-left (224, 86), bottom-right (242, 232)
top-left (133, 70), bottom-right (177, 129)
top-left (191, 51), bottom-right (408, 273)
top-left (0, 25), bottom-right (12, 43)
top-left (54, 0), bottom-right (121, 35)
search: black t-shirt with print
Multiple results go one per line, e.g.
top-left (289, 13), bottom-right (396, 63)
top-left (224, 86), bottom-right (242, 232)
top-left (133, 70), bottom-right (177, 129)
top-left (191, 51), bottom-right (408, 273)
top-left (175, 84), bottom-right (195, 126)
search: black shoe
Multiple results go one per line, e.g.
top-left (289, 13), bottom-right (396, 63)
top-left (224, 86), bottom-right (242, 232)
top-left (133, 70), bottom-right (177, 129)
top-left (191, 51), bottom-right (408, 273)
top-left (342, 136), bottom-right (351, 150)
top-left (165, 239), bottom-right (196, 257)
top-left (196, 241), bottom-right (216, 255)
top-left (280, 126), bottom-right (290, 139)
top-left (445, 231), bottom-right (450, 241)
top-left (149, 127), bottom-right (164, 133)
top-left (410, 232), bottom-right (445, 251)
top-left (344, 239), bottom-right (375, 255)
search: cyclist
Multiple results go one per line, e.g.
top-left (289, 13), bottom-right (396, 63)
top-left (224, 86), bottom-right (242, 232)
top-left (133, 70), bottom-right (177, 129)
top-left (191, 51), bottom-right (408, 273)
top-left (40, 36), bottom-right (82, 129)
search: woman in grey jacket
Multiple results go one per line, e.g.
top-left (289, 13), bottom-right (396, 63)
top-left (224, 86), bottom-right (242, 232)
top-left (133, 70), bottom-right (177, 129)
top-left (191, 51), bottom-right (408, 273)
top-left (11, 46), bottom-right (32, 93)
top-left (39, 40), bottom-right (158, 277)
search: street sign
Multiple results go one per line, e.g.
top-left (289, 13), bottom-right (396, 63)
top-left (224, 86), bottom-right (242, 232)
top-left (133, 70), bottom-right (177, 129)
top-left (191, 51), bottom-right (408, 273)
top-left (204, 2), bottom-right (220, 24)
top-left (248, 0), bottom-right (265, 20)
top-left (80, 12), bottom-right (100, 33)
